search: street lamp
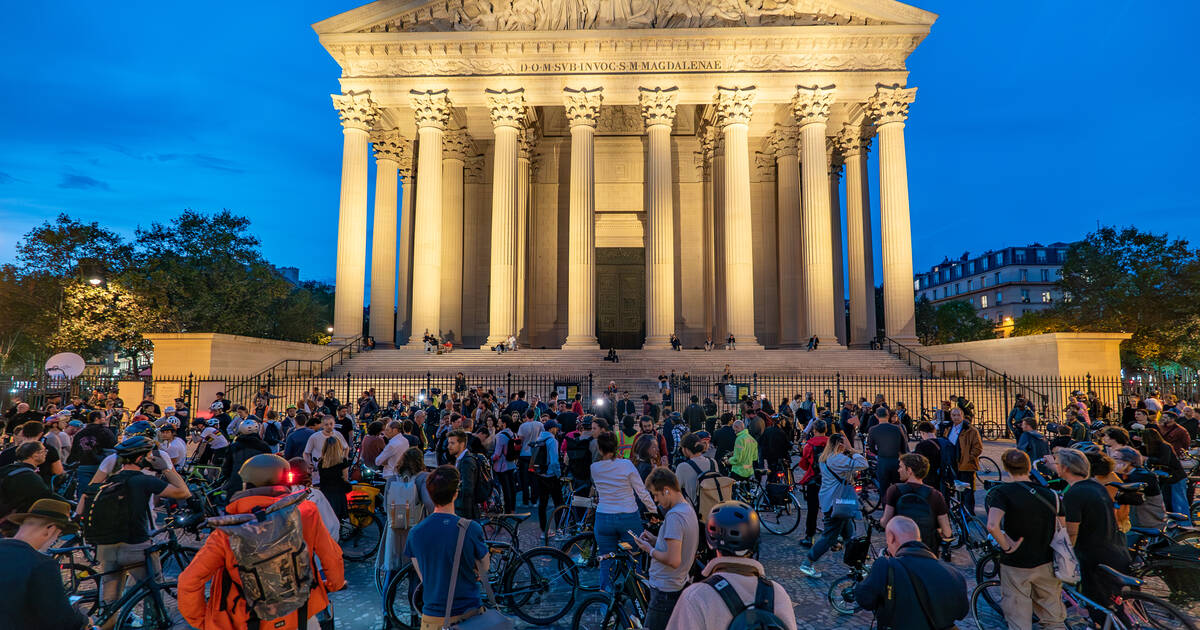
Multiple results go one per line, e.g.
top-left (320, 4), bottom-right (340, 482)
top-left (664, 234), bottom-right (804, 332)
top-left (78, 257), bottom-right (106, 288)
top-left (326, 326), bottom-right (335, 334)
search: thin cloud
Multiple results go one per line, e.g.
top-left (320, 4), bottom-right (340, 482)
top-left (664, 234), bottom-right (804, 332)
top-left (0, 171), bottom-right (15, 184)
top-left (59, 173), bottom-right (111, 190)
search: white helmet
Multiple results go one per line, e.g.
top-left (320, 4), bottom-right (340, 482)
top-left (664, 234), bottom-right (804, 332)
top-left (210, 401), bottom-right (224, 412)
top-left (237, 418), bottom-right (261, 435)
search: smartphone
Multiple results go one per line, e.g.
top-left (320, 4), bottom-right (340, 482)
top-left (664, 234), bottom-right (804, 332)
top-left (627, 529), bottom-right (640, 540)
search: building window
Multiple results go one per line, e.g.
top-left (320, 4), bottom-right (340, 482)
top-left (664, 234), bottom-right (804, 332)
top-left (1015, 250), bottom-right (1027, 263)
top-left (981, 258), bottom-right (989, 270)
top-left (996, 291), bottom-right (1003, 304)
top-left (1020, 269), bottom-right (1028, 282)
top-left (1056, 268), bottom-right (1063, 278)
top-left (1042, 291), bottom-right (1052, 303)
top-left (994, 272), bottom-right (1001, 285)
top-left (1057, 249), bottom-right (1067, 261)
top-left (969, 261), bottom-right (976, 274)
top-left (954, 283), bottom-right (960, 295)
top-left (967, 279), bottom-right (973, 291)
top-left (1041, 269), bottom-right (1050, 282)
top-left (980, 295), bottom-right (988, 308)
top-left (1036, 249), bottom-right (1047, 263)
top-left (995, 253), bottom-right (1004, 265)
top-left (1021, 288), bottom-right (1030, 302)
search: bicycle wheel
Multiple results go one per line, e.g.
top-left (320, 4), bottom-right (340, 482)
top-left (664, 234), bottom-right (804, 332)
top-left (827, 575), bottom-right (861, 614)
top-left (858, 478), bottom-right (881, 514)
top-left (544, 503), bottom-right (573, 544)
top-left (753, 489), bottom-right (802, 536)
top-left (339, 510), bottom-right (384, 561)
top-left (969, 579), bottom-right (1005, 630)
top-left (974, 550), bottom-right (1001, 583)
top-left (1117, 590), bottom-right (1199, 630)
top-left (975, 456), bottom-right (1001, 485)
top-left (383, 565), bottom-right (423, 630)
top-left (481, 516), bottom-right (520, 550)
top-left (501, 547), bottom-right (577, 625)
top-left (59, 562), bottom-right (100, 616)
top-left (158, 544), bottom-right (197, 577)
top-left (572, 593), bottom-right (632, 630)
top-left (113, 585), bottom-right (178, 630)
top-left (561, 531), bottom-right (602, 591)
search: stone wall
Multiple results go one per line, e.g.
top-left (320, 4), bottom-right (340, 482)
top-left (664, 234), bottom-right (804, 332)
top-left (916, 332), bottom-right (1131, 378)
top-left (146, 333), bottom-right (334, 377)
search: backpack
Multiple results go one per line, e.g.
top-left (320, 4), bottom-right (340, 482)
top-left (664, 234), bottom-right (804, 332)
top-left (386, 474), bottom-right (428, 530)
top-left (894, 484), bottom-right (939, 550)
top-left (806, 441), bottom-right (827, 484)
top-left (503, 431), bottom-right (522, 462)
top-left (263, 422), bottom-right (282, 447)
top-left (670, 423), bottom-right (688, 464)
top-left (703, 575), bottom-right (788, 630)
top-left (686, 459), bottom-right (734, 521)
top-left (208, 491), bottom-right (314, 623)
top-left (472, 452), bottom-right (494, 494)
top-left (565, 434), bottom-right (593, 481)
top-left (0, 465), bottom-right (40, 520)
top-left (81, 471), bottom-right (138, 545)
top-left (528, 436), bottom-right (552, 476)
top-left (934, 437), bottom-right (959, 481)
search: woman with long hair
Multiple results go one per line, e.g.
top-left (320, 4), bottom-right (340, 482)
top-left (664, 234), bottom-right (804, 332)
top-left (379, 447), bottom-right (434, 585)
top-left (591, 430), bottom-right (655, 594)
top-left (318, 435), bottom-right (352, 519)
top-left (799, 432), bottom-right (868, 578)
top-left (1140, 427), bottom-right (1187, 513)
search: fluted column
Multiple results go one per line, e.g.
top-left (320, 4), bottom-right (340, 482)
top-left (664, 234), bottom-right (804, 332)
top-left (711, 132), bottom-right (727, 343)
top-left (869, 85), bottom-right (919, 344)
top-left (837, 123), bottom-right (877, 347)
top-left (828, 140), bottom-right (847, 346)
top-left (793, 85), bottom-right (838, 345)
top-left (563, 87), bottom-right (603, 349)
top-left (408, 89), bottom-right (451, 344)
top-left (331, 92), bottom-right (378, 340)
top-left (700, 128), bottom-right (716, 339)
top-left (369, 129), bottom-right (406, 345)
top-left (715, 86), bottom-right (761, 349)
top-left (395, 153), bottom-right (415, 343)
top-left (639, 86), bottom-right (679, 349)
top-left (516, 126), bottom-right (537, 345)
top-left (440, 130), bottom-right (470, 341)
top-left (770, 124), bottom-right (802, 346)
top-left (483, 88), bottom-right (526, 347)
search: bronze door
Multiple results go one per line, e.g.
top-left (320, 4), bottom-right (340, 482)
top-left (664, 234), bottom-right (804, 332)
top-left (596, 248), bottom-right (645, 349)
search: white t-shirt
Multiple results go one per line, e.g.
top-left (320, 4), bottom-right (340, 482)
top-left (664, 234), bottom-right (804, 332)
top-left (200, 427), bottom-right (229, 449)
top-left (305, 431), bottom-right (349, 484)
top-left (161, 438), bottom-right (187, 467)
top-left (99, 450), bottom-right (175, 475)
top-left (375, 434), bottom-right (411, 477)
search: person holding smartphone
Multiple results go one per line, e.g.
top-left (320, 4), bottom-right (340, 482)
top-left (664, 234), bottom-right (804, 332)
top-left (631, 467), bottom-right (699, 630)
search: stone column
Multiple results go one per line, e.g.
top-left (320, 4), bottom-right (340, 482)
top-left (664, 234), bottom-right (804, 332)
top-left (516, 125), bottom-right (538, 345)
top-left (408, 89), bottom-right (451, 345)
top-left (869, 85), bottom-right (919, 344)
top-left (700, 128), bottom-right (716, 340)
top-left (639, 86), bottom-right (679, 349)
top-left (769, 124), bottom-right (802, 347)
top-left (395, 152), bottom-right (415, 343)
top-left (563, 87), bottom-right (603, 349)
top-left (711, 131), bottom-right (727, 343)
top-left (440, 129), bottom-right (471, 341)
top-left (369, 129), bottom-right (406, 346)
top-left (715, 86), bottom-right (761, 349)
top-left (793, 85), bottom-right (838, 345)
top-left (484, 88), bottom-right (526, 347)
top-left (331, 92), bottom-right (378, 340)
top-left (828, 140), bottom-right (847, 346)
top-left (837, 123), bottom-right (877, 347)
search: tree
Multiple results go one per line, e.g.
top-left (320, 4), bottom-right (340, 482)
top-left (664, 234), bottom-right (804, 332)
top-left (1012, 226), bottom-right (1200, 368)
top-left (51, 281), bottom-right (173, 371)
top-left (15, 213), bottom-right (131, 278)
top-left (915, 297), bottom-right (996, 345)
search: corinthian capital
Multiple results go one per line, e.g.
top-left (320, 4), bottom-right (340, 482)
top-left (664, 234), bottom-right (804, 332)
top-left (518, 125), bottom-right (540, 160)
top-left (714, 86), bottom-right (756, 127)
top-left (791, 85), bottom-right (836, 127)
top-left (410, 89), bottom-right (452, 130)
top-left (443, 129), bottom-right (474, 161)
top-left (868, 84), bottom-right (917, 126)
top-left (767, 124), bottom-right (799, 157)
top-left (638, 86), bottom-right (679, 129)
top-left (835, 122), bottom-right (873, 157)
top-left (464, 154), bottom-right (486, 182)
top-left (332, 91), bottom-right (378, 132)
top-left (371, 129), bottom-right (409, 164)
top-left (485, 88), bottom-right (526, 129)
top-left (563, 87), bottom-right (603, 128)
top-left (826, 137), bottom-right (845, 177)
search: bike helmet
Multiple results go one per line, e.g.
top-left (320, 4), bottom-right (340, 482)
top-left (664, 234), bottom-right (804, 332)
top-left (204, 417), bottom-right (219, 427)
top-left (114, 436), bottom-right (156, 460)
top-left (706, 501), bottom-right (760, 555)
top-left (236, 418), bottom-right (261, 435)
top-left (210, 401), bottom-right (224, 412)
top-left (123, 419), bottom-right (156, 439)
top-left (239, 454), bottom-right (290, 487)
top-left (1071, 441), bottom-right (1101, 454)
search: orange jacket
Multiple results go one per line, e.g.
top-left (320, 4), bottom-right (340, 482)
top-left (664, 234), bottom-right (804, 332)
top-left (178, 488), bottom-right (346, 630)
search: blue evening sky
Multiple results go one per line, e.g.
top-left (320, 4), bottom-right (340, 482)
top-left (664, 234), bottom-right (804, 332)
top-left (0, 1), bottom-right (1195, 286)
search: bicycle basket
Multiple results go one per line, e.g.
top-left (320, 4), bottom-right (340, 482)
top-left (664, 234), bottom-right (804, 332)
top-left (347, 484), bottom-right (380, 512)
top-left (842, 535), bottom-right (871, 567)
top-left (766, 483), bottom-right (790, 506)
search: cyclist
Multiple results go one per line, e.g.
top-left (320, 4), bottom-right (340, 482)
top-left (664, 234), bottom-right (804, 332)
top-left (85, 436), bottom-right (190, 610)
top-left (854, 516), bottom-right (968, 629)
top-left (0, 498), bottom-right (90, 630)
top-left (665, 501), bottom-right (796, 630)
top-left (193, 416), bottom-right (230, 466)
top-left (1054, 447), bottom-right (1131, 613)
top-left (632, 467), bottom-right (699, 630)
top-left (222, 417), bottom-right (273, 496)
top-left (155, 421), bottom-right (187, 469)
top-left (179, 454), bottom-right (346, 630)
top-left (0, 442), bottom-right (66, 523)
top-left (942, 407), bottom-right (982, 515)
top-left (797, 419), bottom-right (830, 548)
top-left (985, 448), bottom-right (1066, 630)
top-left (800, 433), bottom-right (867, 578)
top-left (592, 430), bottom-right (656, 593)
top-left (728, 420), bottom-right (757, 482)
top-left (866, 406), bottom-right (908, 498)
top-left (675, 432), bottom-right (717, 508)
top-left (879, 453), bottom-right (952, 550)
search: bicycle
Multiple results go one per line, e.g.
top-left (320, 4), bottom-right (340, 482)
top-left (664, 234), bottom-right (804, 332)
top-left (383, 541), bottom-right (578, 628)
top-left (65, 541), bottom-right (184, 630)
top-left (971, 565), bottom-right (1198, 630)
top-left (975, 455), bottom-right (1002, 485)
top-left (827, 517), bottom-right (883, 615)
top-left (571, 541), bottom-right (651, 630)
top-left (754, 468), bottom-right (803, 536)
top-left (480, 512), bottom-right (531, 551)
top-left (341, 477), bottom-right (386, 561)
top-left (545, 483), bottom-right (597, 545)
top-left (946, 479), bottom-right (990, 566)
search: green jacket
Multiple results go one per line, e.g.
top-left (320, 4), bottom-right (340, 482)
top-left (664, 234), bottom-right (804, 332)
top-left (730, 429), bottom-right (758, 477)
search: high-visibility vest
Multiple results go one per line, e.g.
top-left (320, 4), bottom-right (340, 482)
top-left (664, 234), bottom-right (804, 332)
top-left (617, 430), bottom-right (636, 458)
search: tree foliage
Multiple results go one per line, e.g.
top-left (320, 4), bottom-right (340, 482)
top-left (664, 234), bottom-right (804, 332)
top-left (915, 296), bottom-right (997, 346)
top-left (1012, 226), bottom-right (1200, 368)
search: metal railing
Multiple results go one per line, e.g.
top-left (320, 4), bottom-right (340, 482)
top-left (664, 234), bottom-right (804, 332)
top-left (219, 336), bottom-right (366, 408)
top-left (879, 336), bottom-right (1050, 411)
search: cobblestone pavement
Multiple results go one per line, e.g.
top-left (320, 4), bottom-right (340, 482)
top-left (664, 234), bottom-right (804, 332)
top-left (327, 441), bottom-right (1029, 630)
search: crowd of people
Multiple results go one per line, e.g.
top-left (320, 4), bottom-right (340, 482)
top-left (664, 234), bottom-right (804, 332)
top-left (0, 381), bottom-right (1195, 630)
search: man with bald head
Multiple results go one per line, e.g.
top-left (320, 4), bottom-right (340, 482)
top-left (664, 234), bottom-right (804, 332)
top-left (852, 516), bottom-right (968, 629)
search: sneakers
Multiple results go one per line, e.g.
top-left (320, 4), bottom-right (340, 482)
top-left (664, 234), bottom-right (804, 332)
top-left (799, 562), bottom-right (822, 578)
top-left (799, 538), bottom-right (813, 548)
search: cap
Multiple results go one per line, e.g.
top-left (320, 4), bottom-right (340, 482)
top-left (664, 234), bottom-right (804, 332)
top-left (543, 419), bottom-right (560, 430)
top-left (695, 430), bottom-right (711, 440)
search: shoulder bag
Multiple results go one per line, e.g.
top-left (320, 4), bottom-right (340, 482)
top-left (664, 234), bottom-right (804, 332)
top-left (442, 518), bottom-right (514, 630)
top-left (1025, 485), bottom-right (1081, 585)
top-left (823, 459), bottom-right (862, 520)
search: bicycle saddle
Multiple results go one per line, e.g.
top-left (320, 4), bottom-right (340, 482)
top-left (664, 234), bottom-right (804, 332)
top-left (1098, 564), bottom-right (1143, 589)
top-left (1106, 481), bottom-right (1146, 493)
top-left (952, 480), bottom-right (972, 492)
top-left (497, 513), bottom-right (533, 523)
top-left (1165, 512), bottom-right (1192, 522)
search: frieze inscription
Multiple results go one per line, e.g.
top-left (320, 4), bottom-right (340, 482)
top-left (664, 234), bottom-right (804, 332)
top-left (519, 59), bottom-right (722, 73)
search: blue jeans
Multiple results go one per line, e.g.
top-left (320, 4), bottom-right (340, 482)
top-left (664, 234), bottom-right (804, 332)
top-left (75, 465), bottom-right (99, 499)
top-left (808, 512), bottom-right (856, 564)
top-left (1164, 480), bottom-right (1189, 519)
top-left (595, 511), bottom-right (642, 593)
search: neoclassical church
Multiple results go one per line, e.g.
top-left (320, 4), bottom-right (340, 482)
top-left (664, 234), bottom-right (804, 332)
top-left (315, 0), bottom-right (935, 350)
